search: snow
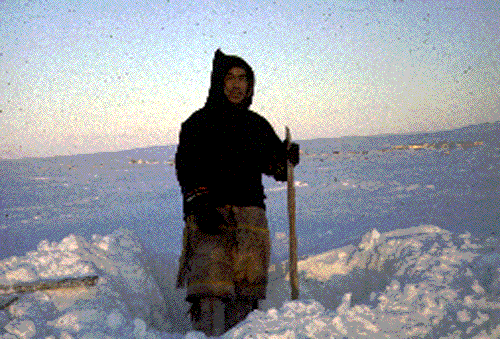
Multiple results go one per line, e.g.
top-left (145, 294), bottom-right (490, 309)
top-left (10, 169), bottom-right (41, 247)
top-left (2, 225), bottom-right (500, 338)
top-left (1, 228), bottom-right (182, 338)
top-left (265, 181), bottom-right (309, 192)
top-left (1, 122), bottom-right (500, 338)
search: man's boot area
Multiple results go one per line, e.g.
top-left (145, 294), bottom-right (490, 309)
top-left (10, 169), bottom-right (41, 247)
top-left (224, 298), bottom-right (257, 332)
top-left (190, 297), bottom-right (226, 337)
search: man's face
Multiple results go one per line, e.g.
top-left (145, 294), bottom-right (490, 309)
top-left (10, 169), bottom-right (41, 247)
top-left (223, 67), bottom-right (249, 105)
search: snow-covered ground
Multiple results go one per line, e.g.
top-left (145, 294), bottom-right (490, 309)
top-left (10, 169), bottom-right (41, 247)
top-left (2, 225), bottom-right (500, 338)
top-left (1, 122), bottom-right (500, 337)
top-left (2, 123), bottom-right (499, 261)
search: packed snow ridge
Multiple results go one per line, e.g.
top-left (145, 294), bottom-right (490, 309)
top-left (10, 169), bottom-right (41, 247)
top-left (2, 225), bottom-right (500, 338)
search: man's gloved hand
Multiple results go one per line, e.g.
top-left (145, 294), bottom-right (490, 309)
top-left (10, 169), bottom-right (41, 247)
top-left (271, 142), bottom-right (300, 182)
top-left (185, 188), bottom-right (225, 235)
top-left (287, 142), bottom-right (300, 167)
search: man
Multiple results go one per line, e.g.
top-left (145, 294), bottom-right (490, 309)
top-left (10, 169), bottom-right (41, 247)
top-left (175, 49), bottom-right (299, 336)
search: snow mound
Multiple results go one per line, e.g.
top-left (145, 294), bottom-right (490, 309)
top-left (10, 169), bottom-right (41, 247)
top-left (2, 226), bottom-right (500, 338)
top-left (261, 225), bottom-right (500, 338)
top-left (1, 229), bottom-right (182, 338)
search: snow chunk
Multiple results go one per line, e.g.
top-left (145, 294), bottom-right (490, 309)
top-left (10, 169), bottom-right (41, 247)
top-left (406, 184), bottom-right (420, 191)
top-left (132, 318), bottom-right (147, 338)
top-left (57, 235), bottom-right (81, 252)
top-left (49, 311), bottom-right (84, 332)
top-left (359, 229), bottom-right (381, 251)
top-left (457, 309), bottom-right (471, 322)
top-left (105, 309), bottom-right (125, 330)
top-left (0, 234), bottom-right (95, 286)
top-left (3, 319), bottom-right (37, 339)
top-left (2, 266), bottom-right (37, 285)
top-left (336, 293), bottom-right (352, 315)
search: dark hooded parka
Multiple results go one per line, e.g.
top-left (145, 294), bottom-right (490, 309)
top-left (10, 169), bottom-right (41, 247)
top-left (175, 49), bottom-right (287, 214)
top-left (175, 50), bottom-right (287, 309)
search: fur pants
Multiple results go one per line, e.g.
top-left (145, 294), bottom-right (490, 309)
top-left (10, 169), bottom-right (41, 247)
top-left (177, 206), bottom-right (270, 301)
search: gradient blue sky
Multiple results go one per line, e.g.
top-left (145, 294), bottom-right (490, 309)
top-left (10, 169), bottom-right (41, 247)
top-left (1, 0), bottom-right (499, 157)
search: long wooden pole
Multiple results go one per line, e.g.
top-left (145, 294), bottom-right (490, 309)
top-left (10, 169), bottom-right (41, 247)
top-left (286, 127), bottom-right (299, 300)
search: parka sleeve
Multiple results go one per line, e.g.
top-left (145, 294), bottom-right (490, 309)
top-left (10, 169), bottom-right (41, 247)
top-left (175, 120), bottom-right (210, 196)
top-left (260, 119), bottom-right (287, 182)
top-left (174, 124), bottom-right (188, 196)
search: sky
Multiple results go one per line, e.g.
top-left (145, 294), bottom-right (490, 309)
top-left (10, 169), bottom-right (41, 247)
top-left (0, 0), bottom-right (499, 157)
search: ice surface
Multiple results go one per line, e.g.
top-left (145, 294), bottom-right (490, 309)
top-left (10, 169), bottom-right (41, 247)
top-left (2, 225), bottom-right (500, 338)
top-left (3, 123), bottom-right (500, 262)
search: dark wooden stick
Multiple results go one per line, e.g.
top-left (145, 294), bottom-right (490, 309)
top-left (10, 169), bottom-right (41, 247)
top-left (286, 127), bottom-right (299, 300)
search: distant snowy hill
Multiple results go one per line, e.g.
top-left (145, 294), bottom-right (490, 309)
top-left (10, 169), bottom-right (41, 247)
top-left (1, 121), bottom-right (498, 160)
top-left (2, 226), bottom-right (500, 338)
top-left (297, 120), bottom-right (500, 154)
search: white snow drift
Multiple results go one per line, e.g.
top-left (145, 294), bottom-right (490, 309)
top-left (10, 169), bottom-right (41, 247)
top-left (2, 225), bottom-right (500, 338)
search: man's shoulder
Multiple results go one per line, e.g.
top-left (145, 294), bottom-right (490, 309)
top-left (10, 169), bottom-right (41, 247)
top-left (182, 108), bottom-right (207, 127)
top-left (245, 110), bottom-right (272, 127)
top-left (247, 111), bottom-right (278, 137)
